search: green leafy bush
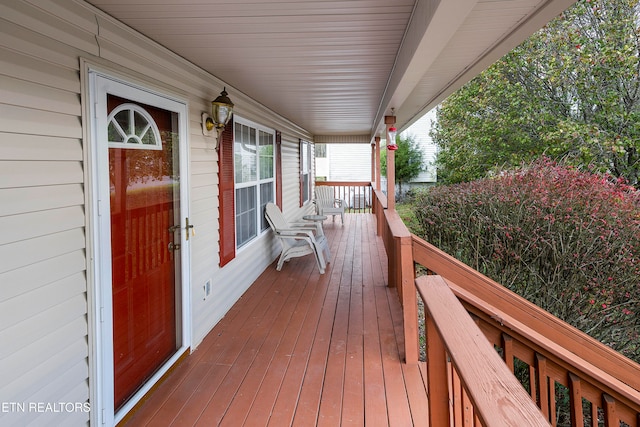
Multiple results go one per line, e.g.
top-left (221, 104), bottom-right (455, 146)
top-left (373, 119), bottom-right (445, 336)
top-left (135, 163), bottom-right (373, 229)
top-left (413, 158), bottom-right (640, 361)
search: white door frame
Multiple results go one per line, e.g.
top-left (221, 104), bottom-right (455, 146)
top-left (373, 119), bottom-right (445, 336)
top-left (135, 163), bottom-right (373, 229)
top-left (87, 69), bottom-right (191, 426)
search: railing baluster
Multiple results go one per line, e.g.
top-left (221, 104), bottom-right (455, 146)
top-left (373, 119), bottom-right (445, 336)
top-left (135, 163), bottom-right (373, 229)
top-left (354, 185), bottom-right (358, 212)
top-left (448, 358), bottom-right (455, 425)
top-left (550, 379), bottom-right (557, 427)
top-left (602, 394), bottom-right (616, 427)
top-left (462, 384), bottom-right (474, 426)
top-left (590, 403), bottom-right (598, 427)
top-left (453, 368), bottom-right (462, 426)
top-left (529, 365), bottom-right (538, 403)
top-left (502, 334), bottom-right (514, 373)
top-left (568, 373), bottom-right (584, 427)
top-left (536, 353), bottom-right (550, 421)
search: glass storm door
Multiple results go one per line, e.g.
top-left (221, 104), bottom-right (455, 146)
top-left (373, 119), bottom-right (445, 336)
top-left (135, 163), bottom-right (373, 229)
top-left (107, 95), bottom-right (181, 410)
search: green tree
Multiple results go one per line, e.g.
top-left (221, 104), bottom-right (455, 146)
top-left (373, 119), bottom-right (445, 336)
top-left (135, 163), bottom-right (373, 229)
top-left (381, 134), bottom-right (424, 196)
top-left (433, 0), bottom-right (640, 185)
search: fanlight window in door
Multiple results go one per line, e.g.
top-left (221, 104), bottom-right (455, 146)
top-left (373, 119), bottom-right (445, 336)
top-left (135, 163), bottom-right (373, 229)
top-left (107, 103), bottom-right (162, 150)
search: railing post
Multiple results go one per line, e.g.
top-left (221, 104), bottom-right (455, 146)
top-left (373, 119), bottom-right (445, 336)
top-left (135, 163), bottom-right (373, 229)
top-left (385, 115), bottom-right (396, 210)
top-left (426, 311), bottom-right (450, 427)
top-left (376, 193), bottom-right (384, 236)
top-left (400, 235), bottom-right (417, 363)
top-left (381, 209), bottom-right (418, 363)
top-left (371, 141), bottom-right (375, 184)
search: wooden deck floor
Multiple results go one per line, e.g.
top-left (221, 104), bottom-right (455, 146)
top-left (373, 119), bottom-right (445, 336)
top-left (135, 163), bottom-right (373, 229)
top-left (122, 213), bottom-right (429, 426)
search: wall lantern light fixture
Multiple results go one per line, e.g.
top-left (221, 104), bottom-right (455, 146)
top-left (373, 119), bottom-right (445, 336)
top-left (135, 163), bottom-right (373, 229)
top-left (202, 87), bottom-right (235, 145)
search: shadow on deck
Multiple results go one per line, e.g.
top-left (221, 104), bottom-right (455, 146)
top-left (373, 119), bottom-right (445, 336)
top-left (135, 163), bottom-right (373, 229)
top-left (123, 213), bottom-right (429, 426)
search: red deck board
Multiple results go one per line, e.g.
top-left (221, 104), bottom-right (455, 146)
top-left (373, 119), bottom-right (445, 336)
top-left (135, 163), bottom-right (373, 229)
top-left (121, 214), bottom-right (429, 426)
top-left (290, 223), bottom-right (348, 426)
top-left (218, 260), bottom-right (313, 426)
top-left (241, 266), bottom-right (321, 424)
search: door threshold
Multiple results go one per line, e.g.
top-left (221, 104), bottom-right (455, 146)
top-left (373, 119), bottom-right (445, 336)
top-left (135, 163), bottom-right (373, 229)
top-left (115, 347), bottom-right (190, 427)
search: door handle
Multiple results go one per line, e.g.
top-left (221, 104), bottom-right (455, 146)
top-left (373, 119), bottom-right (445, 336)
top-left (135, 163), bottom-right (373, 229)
top-left (168, 242), bottom-right (181, 252)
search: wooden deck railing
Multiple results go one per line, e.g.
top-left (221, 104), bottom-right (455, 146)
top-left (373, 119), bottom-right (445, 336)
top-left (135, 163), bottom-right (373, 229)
top-left (315, 181), bottom-right (373, 213)
top-left (418, 274), bottom-right (550, 426)
top-left (372, 190), bottom-right (640, 426)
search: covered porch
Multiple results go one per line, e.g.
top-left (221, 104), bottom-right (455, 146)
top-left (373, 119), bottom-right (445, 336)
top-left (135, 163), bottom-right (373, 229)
top-left (122, 213), bottom-right (428, 426)
top-left (120, 185), bottom-right (640, 426)
top-left (4, 1), bottom-right (640, 426)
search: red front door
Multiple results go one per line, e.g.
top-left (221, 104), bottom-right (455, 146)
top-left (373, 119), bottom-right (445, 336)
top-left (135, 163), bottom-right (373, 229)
top-left (107, 95), bottom-right (180, 410)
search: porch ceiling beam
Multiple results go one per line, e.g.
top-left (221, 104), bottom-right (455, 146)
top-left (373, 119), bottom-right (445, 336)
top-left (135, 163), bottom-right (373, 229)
top-left (373, 0), bottom-right (577, 138)
top-left (397, 0), bottom-right (577, 131)
top-left (373, 0), bottom-right (476, 138)
top-left (314, 135), bottom-right (372, 144)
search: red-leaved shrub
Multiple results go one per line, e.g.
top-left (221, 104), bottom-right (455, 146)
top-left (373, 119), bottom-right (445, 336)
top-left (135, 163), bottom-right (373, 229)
top-left (413, 158), bottom-right (640, 362)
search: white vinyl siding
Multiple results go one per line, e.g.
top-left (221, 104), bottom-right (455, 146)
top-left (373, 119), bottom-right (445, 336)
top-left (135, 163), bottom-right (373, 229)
top-left (0, 4), bottom-right (89, 424)
top-left (401, 108), bottom-right (438, 183)
top-left (0, 2), bottom-right (314, 425)
top-left (281, 137), bottom-right (305, 215)
top-left (327, 143), bottom-right (372, 181)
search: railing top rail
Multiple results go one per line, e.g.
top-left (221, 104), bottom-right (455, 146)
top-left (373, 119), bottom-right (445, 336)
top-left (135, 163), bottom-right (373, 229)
top-left (315, 181), bottom-right (371, 186)
top-left (383, 209), bottom-right (411, 238)
top-left (418, 275), bottom-right (551, 427)
top-left (373, 189), bottom-right (387, 209)
top-left (411, 233), bottom-right (640, 394)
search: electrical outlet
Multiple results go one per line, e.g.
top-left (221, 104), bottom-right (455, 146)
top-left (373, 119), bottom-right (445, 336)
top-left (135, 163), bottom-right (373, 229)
top-left (204, 279), bottom-right (211, 300)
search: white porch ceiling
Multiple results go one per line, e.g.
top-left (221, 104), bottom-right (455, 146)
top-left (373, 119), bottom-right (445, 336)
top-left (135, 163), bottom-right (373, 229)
top-left (85, 0), bottom-right (575, 141)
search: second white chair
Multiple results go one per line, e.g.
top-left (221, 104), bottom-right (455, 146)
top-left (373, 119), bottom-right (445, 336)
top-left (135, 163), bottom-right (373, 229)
top-left (314, 186), bottom-right (346, 223)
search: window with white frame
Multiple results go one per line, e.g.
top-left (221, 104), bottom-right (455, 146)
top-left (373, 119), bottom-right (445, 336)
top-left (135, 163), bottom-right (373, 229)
top-left (234, 119), bottom-right (275, 248)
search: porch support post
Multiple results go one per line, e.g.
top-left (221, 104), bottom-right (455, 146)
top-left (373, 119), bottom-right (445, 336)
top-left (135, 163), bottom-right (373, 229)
top-left (371, 141), bottom-right (375, 184)
top-left (385, 115), bottom-right (396, 210)
top-left (374, 136), bottom-right (381, 191)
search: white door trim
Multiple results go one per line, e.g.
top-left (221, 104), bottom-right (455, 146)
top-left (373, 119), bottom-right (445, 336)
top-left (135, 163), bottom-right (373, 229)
top-left (87, 69), bottom-right (191, 426)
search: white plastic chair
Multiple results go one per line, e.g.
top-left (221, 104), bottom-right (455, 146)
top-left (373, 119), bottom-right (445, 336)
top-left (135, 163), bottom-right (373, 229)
top-left (314, 186), bottom-right (346, 223)
top-left (265, 203), bottom-right (331, 274)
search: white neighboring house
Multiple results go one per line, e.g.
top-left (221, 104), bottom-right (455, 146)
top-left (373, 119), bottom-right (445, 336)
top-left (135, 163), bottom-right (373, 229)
top-left (401, 108), bottom-right (438, 185)
top-left (315, 143), bottom-right (373, 208)
top-left (316, 109), bottom-right (438, 185)
top-left (315, 143), bottom-right (371, 181)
